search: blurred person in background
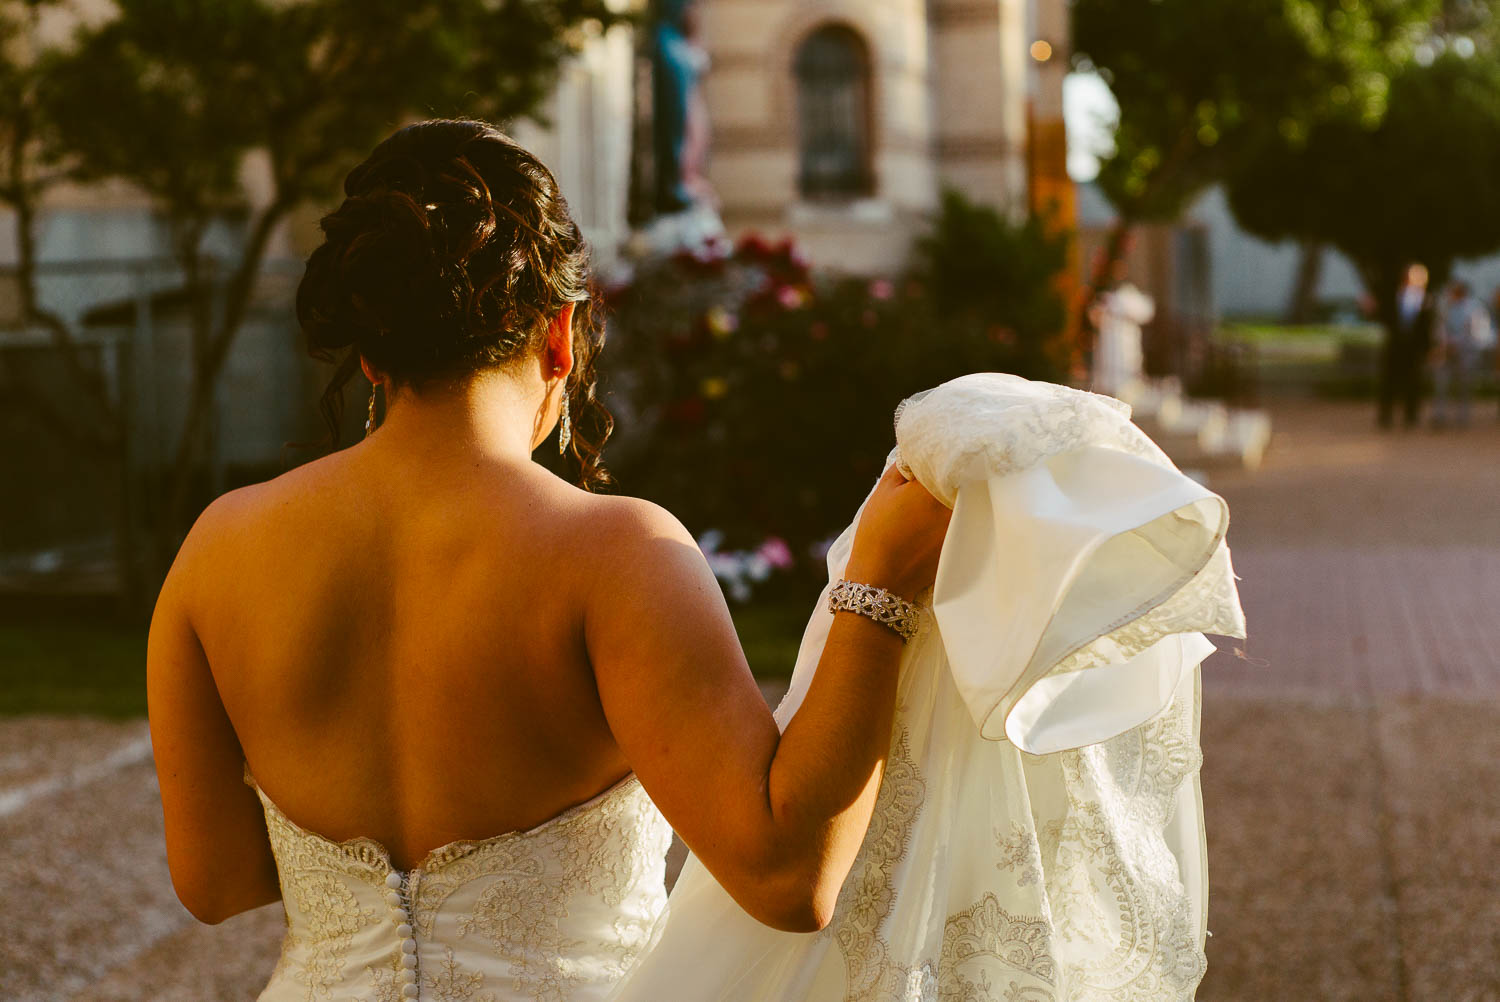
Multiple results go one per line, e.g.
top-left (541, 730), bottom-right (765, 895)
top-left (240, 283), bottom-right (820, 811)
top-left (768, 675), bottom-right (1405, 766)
top-left (1380, 263), bottom-right (1434, 429)
top-left (1090, 279), bottom-right (1154, 400)
top-left (1430, 279), bottom-right (1495, 429)
top-left (1493, 285), bottom-right (1500, 417)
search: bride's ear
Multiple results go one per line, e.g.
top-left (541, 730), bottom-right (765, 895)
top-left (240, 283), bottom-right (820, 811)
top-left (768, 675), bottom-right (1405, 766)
top-left (358, 355), bottom-right (386, 385)
top-left (544, 302), bottom-right (576, 380)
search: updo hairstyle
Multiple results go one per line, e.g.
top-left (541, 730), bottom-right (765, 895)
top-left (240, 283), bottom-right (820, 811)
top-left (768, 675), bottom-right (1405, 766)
top-left (297, 119), bottom-right (613, 489)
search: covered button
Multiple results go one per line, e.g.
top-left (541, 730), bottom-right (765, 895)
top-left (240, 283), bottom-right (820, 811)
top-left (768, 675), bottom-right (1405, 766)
top-left (384, 891), bottom-right (402, 908)
top-left (396, 922), bottom-right (413, 938)
top-left (384, 873), bottom-right (404, 890)
top-left (401, 938), bottom-right (417, 955)
top-left (402, 952), bottom-right (418, 969)
top-left (401, 985), bottom-right (419, 999)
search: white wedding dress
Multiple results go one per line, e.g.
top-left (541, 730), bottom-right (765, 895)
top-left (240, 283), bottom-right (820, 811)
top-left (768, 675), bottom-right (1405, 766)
top-left (612, 373), bottom-right (1246, 1002)
top-left (245, 767), bottom-right (672, 1001)
top-left (246, 373), bottom-right (1245, 1002)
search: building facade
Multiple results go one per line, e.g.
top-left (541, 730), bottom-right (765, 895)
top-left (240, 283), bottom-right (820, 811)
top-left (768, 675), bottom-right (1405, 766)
top-left (695, 0), bottom-right (1068, 274)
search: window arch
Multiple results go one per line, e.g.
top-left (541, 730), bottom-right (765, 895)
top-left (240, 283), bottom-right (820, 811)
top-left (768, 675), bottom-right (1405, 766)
top-left (794, 24), bottom-right (873, 199)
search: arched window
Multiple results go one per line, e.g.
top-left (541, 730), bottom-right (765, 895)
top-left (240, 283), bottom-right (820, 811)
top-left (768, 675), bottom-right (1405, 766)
top-left (794, 25), bottom-right (873, 199)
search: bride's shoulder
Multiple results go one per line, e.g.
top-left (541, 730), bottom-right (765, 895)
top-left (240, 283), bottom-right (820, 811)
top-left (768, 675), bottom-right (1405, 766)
top-left (568, 493), bottom-right (707, 581)
top-left (168, 453), bottom-right (355, 571)
top-left (572, 492), bottom-right (697, 552)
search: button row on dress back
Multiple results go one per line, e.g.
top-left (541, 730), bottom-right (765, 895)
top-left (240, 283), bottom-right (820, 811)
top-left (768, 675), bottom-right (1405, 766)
top-left (384, 871), bottom-right (421, 998)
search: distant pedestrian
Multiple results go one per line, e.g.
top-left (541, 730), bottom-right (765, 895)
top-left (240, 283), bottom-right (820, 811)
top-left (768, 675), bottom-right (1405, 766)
top-left (1379, 263), bottom-right (1434, 429)
top-left (1091, 281), bottom-right (1154, 399)
top-left (1430, 280), bottom-right (1495, 429)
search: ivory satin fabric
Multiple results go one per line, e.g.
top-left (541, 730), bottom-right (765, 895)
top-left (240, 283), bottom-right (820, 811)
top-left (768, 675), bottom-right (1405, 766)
top-left (613, 373), bottom-right (1247, 1002)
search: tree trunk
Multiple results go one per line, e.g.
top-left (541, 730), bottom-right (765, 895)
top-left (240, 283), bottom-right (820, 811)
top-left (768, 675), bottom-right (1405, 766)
top-left (1284, 241), bottom-right (1324, 325)
top-left (155, 202), bottom-right (289, 565)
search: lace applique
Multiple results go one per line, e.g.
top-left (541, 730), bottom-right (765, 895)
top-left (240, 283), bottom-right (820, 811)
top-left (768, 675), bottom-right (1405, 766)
top-left (995, 689), bottom-right (1206, 1002)
top-left (992, 823), bottom-right (1046, 891)
top-left (828, 729), bottom-right (928, 1000)
top-left (1045, 544), bottom-right (1246, 681)
top-left (894, 375), bottom-right (1161, 504)
top-left (368, 964), bottom-right (406, 1002)
top-left (257, 789), bottom-right (382, 1000)
top-left (937, 894), bottom-right (1057, 1002)
top-left (443, 782), bottom-right (671, 1002)
top-left (426, 947), bottom-right (500, 1002)
top-left (253, 772), bottom-right (671, 1002)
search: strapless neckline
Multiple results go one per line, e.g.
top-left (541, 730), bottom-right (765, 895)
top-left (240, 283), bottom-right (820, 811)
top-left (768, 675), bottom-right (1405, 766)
top-left (242, 763), bottom-right (643, 875)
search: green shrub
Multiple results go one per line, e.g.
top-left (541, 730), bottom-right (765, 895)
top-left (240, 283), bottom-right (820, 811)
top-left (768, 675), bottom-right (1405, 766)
top-left (602, 191), bottom-right (1070, 596)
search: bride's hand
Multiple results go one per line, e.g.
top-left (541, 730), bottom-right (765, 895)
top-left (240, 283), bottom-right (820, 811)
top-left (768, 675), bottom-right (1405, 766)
top-left (843, 462), bottom-right (952, 601)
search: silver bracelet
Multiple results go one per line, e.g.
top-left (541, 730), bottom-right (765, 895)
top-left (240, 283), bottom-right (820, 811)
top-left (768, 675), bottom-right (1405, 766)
top-left (827, 579), bottom-right (923, 643)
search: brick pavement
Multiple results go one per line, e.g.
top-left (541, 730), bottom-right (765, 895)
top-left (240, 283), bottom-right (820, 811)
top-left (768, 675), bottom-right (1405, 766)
top-left (1203, 398), bottom-right (1500, 700)
top-left (1196, 399), bottom-right (1500, 1002)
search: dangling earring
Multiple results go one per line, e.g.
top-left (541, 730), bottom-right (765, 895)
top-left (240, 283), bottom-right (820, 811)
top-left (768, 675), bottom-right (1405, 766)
top-left (364, 382), bottom-right (379, 438)
top-left (557, 391), bottom-right (572, 455)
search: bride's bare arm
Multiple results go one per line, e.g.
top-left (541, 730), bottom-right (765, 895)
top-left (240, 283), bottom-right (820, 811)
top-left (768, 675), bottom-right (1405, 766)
top-left (147, 497), bottom-right (283, 924)
top-left (586, 465), bottom-right (950, 933)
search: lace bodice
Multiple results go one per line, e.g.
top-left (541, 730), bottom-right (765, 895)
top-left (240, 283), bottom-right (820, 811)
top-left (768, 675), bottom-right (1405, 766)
top-left (245, 767), bottom-right (673, 1002)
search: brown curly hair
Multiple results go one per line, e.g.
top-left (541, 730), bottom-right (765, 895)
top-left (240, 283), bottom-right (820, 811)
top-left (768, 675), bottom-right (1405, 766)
top-left (296, 119), bottom-right (614, 490)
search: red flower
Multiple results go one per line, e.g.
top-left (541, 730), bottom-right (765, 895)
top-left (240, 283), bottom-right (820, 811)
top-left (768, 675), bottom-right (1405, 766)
top-left (665, 396), bottom-right (706, 426)
top-left (736, 232), bottom-right (774, 260)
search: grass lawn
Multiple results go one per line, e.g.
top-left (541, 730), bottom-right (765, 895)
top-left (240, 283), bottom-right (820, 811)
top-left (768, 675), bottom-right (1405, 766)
top-left (1217, 321), bottom-right (1382, 363)
top-left (729, 599), bottom-right (809, 678)
top-left (0, 615), bottom-right (149, 718)
top-left (0, 599), bottom-right (812, 718)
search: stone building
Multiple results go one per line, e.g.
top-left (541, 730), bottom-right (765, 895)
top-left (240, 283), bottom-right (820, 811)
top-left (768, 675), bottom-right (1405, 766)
top-left (694, 0), bottom-right (1072, 274)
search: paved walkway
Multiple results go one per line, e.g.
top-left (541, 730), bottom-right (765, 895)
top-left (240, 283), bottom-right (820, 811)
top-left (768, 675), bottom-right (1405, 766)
top-left (3, 398), bottom-right (1497, 1001)
top-left (1206, 399), bottom-right (1500, 700)
top-left (1198, 400), bottom-right (1500, 1002)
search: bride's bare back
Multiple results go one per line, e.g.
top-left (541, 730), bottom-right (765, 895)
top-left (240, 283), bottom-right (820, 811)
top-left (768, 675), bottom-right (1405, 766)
top-left (147, 121), bottom-right (951, 937)
top-left (187, 442), bottom-right (639, 869)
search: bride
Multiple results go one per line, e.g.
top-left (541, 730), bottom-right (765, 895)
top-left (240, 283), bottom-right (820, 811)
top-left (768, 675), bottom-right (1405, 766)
top-left (145, 119), bottom-right (952, 1001)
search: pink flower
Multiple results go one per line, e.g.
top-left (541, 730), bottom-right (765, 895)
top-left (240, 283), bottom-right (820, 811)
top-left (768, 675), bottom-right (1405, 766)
top-left (776, 285), bottom-right (808, 310)
top-left (757, 537), bottom-right (794, 570)
top-left (705, 306), bottom-right (739, 339)
top-left (869, 279), bottom-right (895, 301)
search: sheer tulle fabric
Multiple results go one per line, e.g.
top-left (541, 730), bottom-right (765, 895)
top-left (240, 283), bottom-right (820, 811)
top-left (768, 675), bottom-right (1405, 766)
top-left (612, 373), bottom-right (1246, 1002)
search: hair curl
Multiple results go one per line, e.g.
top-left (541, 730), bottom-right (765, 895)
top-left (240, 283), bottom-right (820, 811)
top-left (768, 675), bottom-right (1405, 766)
top-left (297, 119), bottom-right (613, 490)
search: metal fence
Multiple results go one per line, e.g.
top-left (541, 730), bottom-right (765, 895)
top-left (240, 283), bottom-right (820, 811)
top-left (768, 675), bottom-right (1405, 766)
top-left (0, 256), bottom-right (328, 600)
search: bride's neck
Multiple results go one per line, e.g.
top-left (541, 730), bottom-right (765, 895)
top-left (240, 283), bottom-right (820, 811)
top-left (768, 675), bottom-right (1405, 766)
top-left (366, 368), bottom-right (548, 467)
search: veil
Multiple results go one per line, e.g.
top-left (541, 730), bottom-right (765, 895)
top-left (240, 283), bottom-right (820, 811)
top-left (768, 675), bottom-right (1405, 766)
top-left (614, 373), bottom-right (1247, 1002)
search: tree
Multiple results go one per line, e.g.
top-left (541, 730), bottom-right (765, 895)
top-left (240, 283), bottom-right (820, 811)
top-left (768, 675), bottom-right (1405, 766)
top-left (0, 1), bottom-right (118, 452)
top-left (0, 1), bottom-right (142, 607)
top-left (7, 0), bottom-right (624, 600)
top-left (1071, 0), bottom-right (1438, 325)
top-left (1226, 50), bottom-right (1500, 421)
